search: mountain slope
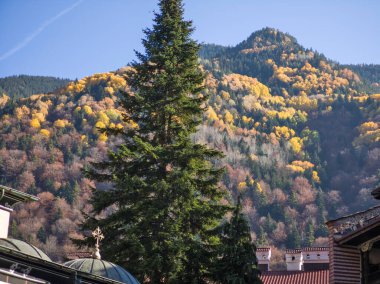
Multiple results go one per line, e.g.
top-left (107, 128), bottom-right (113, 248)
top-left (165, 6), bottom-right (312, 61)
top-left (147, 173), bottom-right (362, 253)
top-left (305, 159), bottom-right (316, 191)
top-left (200, 27), bottom-right (361, 97)
top-left (343, 64), bottom-right (380, 93)
top-left (0, 29), bottom-right (379, 262)
top-left (0, 75), bottom-right (71, 100)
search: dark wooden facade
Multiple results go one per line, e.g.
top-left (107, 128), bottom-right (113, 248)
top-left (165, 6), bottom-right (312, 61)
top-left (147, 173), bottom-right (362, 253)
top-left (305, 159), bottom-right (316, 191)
top-left (327, 205), bottom-right (380, 284)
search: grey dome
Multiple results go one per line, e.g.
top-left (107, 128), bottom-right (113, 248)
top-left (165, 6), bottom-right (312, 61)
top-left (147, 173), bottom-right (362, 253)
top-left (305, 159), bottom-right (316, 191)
top-left (0, 238), bottom-right (51, 261)
top-left (64, 258), bottom-right (139, 284)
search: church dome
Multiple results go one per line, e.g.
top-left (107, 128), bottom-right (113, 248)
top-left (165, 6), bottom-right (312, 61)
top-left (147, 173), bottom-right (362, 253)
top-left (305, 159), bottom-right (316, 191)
top-left (0, 238), bottom-right (51, 261)
top-left (64, 258), bottom-right (139, 284)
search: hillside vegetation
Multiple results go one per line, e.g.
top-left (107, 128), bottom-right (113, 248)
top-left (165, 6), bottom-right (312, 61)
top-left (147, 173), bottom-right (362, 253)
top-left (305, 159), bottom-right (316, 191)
top-left (1, 28), bottom-right (379, 263)
top-left (0, 75), bottom-right (71, 100)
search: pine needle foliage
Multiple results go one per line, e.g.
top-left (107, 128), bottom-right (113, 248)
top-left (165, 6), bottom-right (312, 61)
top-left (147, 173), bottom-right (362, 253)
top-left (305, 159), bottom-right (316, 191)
top-left (213, 196), bottom-right (262, 284)
top-left (83, 0), bottom-right (228, 282)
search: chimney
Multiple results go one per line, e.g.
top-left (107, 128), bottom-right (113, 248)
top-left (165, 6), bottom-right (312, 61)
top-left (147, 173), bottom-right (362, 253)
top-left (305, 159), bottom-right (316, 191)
top-left (256, 247), bottom-right (271, 271)
top-left (0, 185), bottom-right (39, 238)
top-left (302, 247), bottom-right (329, 271)
top-left (285, 249), bottom-right (303, 271)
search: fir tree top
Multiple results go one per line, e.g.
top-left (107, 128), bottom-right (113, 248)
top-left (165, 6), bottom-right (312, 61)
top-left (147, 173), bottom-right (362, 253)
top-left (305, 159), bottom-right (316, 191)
top-left (124, 0), bottom-right (205, 144)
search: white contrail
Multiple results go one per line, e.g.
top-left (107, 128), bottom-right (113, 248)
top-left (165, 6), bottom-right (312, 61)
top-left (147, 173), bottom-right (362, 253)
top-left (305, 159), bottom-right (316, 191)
top-left (0, 0), bottom-right (84, 61)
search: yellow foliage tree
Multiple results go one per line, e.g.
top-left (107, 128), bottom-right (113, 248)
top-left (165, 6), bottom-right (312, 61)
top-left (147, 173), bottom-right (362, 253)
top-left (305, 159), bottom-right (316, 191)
top-left (95, 121), bottom-right (107, 129)
top-left (206, 107), bottom-right (218, 121)
top-left (289, 137), bottom-right (303, 154)
top-left (312, 171), bottom-right (320, 183)
top-left (66, 80), bottom-right (85, 94)
top-left (116, 123), bottom-right (124, 129)
top-left (286, 164), bottom-right (305, 173)
top-left (97, 111), bottom-right (110, 126)
top-left (0, 94), bottom-right (9, 108)
top-left (242, 115), bottom-right (252, 124)
top-left (15, 106), bottom-right (30, 119)
top-left (288, 95), bottom-right (318, 112)
top-left (358, 121), bottom-right (378, 135)
top-left (32, 112), bottom-right (45, 123)
top-left (30, 118), bottom-right (41, 129)
top-left (301, 62), bottom-right (317, 73)
top-left (256, 182), bottom-right (263, 193)
top-left (237, 181), bottom-right (247, 192)
top-left (220, 90), bottom-right (230, 100)
top-left (54, 119), bottom-right (69, 128)
top-left (224, 110), bottom-right (234, 124)
top-left (353, 129), bottom-right (380, 147)
top-left (274, 126), bottom-right (295, 140)
top-left (104, 86), bottom-right (115, 96)
top-left (83, 105), bottom-right (93, 116)
top-left (291, 160), bottom-right (314, 170)
top-left (40, 129), bottom-right (50, 137)
top-left (98, 133), bottom-right (108, 142)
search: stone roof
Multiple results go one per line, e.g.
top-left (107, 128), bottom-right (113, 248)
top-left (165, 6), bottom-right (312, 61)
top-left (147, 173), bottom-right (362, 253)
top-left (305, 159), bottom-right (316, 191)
top-left (0, 185), bottom-right (38, 207)
top-left (260, 269), bottom-right (329, 284)
top-left (64, 258), bottom-right (139, 284)
top-left (0, 238), bottom-right (51, 261)
top-left (326, 204), bottom-right (380, 242)
top-left (0, 246), bottom-right (135, 284)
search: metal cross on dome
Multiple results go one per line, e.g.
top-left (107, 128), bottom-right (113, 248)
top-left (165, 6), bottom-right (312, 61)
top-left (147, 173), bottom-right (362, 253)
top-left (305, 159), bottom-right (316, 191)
top-left (92, 226), bottom-right (104, 247)
top-left (92, 226), bottom-right (104, 259)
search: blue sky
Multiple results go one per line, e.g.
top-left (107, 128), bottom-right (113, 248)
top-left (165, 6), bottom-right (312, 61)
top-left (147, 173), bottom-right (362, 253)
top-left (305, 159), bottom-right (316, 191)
top-left (0, 0), bottom-right (379, 79)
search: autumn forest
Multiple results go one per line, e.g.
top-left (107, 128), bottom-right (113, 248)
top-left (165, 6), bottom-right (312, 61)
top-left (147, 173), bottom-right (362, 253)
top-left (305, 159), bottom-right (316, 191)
top-left (0, 27), bottom-right (379, 269)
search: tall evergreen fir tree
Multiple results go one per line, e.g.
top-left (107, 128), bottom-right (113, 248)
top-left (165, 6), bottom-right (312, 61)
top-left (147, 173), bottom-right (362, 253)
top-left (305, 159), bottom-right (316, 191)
top-left (304, 221), bottom-right (315, 247)
top-left (213, 196), bottom-right (262, 284)
top-left (287, 223), bottom-right (301, 249)
top-left (82, 0), bottom-right (228, 283)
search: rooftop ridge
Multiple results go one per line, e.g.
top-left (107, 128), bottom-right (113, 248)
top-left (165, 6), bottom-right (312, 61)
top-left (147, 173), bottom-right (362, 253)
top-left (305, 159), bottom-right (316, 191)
top-left (302, 247), bottom-right (329, 251)
top-left (285, 249), bottom-right (302, 253)
top-left (257, 247), bottom-right (271, 251)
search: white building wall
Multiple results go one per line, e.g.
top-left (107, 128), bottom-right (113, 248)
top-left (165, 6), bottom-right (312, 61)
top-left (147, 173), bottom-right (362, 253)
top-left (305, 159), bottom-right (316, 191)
top-left (285, 252), bottom-right (303, 271)
top-left (0, 205), bottom-right (12, 238)
top-left (303, 250), bottom-right (329, 263)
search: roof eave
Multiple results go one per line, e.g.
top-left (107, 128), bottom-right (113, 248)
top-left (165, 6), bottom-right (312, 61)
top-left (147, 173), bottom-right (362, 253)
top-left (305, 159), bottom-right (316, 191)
top-left (326, 204), bottom-right (380, 226)
top-left (371, 186), bottom-right (380, 200)
top-left (0, 185), bottom-right (39, 207)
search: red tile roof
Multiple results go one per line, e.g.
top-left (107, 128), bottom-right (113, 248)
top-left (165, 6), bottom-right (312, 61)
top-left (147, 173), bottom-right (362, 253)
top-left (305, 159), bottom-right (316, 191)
top-left (260, 270), bottom-right (329, 284)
